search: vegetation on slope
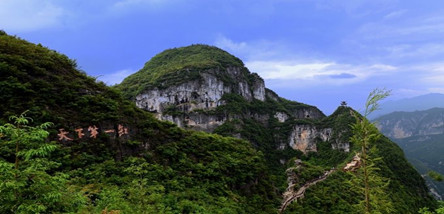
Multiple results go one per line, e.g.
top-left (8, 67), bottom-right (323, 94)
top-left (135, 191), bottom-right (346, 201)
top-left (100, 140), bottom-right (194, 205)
top-left (0, 32), bottom-right (278, 213)
top-left (0, 31), bottom-right (437, 213)
top-left (116, 41), bottom-right (437, 212)
top-left (209, 91), bottom-right (436, 213)
top-left (375, 108), bottom-right (444, 199)
top-left (117, 44), bottom-right (249, 99)
top-left (284, 107), bottom-right (437, 213)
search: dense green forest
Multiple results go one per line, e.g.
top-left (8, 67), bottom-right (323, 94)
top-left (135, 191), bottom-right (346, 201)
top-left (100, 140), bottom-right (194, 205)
top-left (0, 31), bottom-right (438, 213)
top-left (0, 31), bottom-right (278, 213)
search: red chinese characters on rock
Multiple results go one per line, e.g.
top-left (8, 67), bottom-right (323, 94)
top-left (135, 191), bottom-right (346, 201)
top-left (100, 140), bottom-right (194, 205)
top-left (57, 124), bottom-right (129, 142)
top-left (57, 128), bottom-right (73, 141)
top-left (118, 124), bottom-right (128, 137)
top-left (75, 128), bottom-right (84, 139)
top-left (88, 125), bottom-right (99, 138)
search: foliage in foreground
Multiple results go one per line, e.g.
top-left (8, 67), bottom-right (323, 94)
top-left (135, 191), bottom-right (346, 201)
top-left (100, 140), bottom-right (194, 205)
top-left (0, 113), bottom-right (278, 213)
top-left (0, 112), bottom-right (85, 213)
top-left (348, 89), bottom-right (394, 213)
top-left (419, 201), bottom-right (444, 214)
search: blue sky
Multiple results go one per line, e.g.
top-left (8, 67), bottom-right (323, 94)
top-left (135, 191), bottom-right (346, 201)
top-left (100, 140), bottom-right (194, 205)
top-left (2, 0), bottom-right (444, 115)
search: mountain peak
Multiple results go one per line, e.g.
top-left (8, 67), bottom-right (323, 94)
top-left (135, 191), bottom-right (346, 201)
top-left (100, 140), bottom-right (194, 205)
top-left (117, 44), bottom-right (248, 99)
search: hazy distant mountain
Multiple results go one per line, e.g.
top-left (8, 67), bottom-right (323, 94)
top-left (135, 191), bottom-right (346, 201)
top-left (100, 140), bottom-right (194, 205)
top-left (369, 93), bottom-right (444, 119)
top-left (375, 108), bottom-right (444, 199)
top-left (375, 107), bottom-right (444, 139)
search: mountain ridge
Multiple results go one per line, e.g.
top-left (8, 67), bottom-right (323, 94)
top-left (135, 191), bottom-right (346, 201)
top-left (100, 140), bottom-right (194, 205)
top-left (118, 44), bottom-right (437, 212)
top-left (369, 93), bottom-right (444, 119)
top-left (375, 107), bottom-right (444, 199)
top-left (0, 33), bottom-right (437, 213)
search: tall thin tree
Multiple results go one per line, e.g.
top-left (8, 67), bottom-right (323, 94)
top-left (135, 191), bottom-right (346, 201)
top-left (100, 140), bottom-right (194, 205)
top-left (349, 88), bottom-right (393, 214)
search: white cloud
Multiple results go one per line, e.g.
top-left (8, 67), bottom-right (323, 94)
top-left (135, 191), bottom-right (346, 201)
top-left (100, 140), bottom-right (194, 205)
top-left (0, 0), bottom-right (64, 32)
top-left (214, 35), bottom-right (290, 60)
top-left (409, 63), bottom-right (444, 85)
top-left (378, 42), bottom-right (444, 64)
top-left (214, 36), bottom-right (247, 53)
top-left (246, 61), bottom-right (334, 80)
top-left (98, 69), bottom-right (136, 85)
top-left (246, 60), bottom-right (396, 87)
top-left (214, 35), bottom-right (397, 87)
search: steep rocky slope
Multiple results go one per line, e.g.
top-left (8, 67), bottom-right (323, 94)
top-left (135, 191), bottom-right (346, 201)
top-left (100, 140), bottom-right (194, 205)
top-left (375, 108), bottom-right (444, 199)
top-left (117, 45), bottom-right (342, 155)
top-left (118, 44), bottom-right (437, 213)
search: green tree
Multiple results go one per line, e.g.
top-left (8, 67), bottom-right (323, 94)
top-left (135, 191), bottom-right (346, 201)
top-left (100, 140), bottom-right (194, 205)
top-left (349, 88), bottom-right (394, 214)
top-left (419, 201), bottom-right (444, 214)
top-left (0, 112), bottom-right (85, 213)
top-left (428, 171), bottom-right (443, 182)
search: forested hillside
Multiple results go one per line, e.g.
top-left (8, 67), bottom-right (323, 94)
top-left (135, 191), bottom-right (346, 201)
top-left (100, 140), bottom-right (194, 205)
top-left (0, 31), bottom-right (278, 213)
top-left (0, 31), bottom-right (437, 213)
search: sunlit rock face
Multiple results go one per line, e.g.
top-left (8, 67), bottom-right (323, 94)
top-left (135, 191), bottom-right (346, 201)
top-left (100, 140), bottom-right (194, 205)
top-left (133, 64), bottom-right (346, 154)
top-left (274, 112), bottom-right (289, 123)
top-left (127, 48), bottom-right (348, 156)
top-left (288, 125), bottom-right (333, 154)
top-left (135, 67), bottom-right (265, 130)
top-left (136, 73), bottom-right (229, 113)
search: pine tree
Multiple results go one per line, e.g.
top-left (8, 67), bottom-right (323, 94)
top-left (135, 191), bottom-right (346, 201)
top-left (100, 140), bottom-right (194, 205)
top-left (348, 89), bottom-right (394, 214)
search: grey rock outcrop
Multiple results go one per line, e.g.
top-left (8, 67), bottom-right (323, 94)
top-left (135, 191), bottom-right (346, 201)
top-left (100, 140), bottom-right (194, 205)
top-left (274, 112), bottom-right (289, 123)
top-left (288, 125), bottom-right (332, 154)
top-left (135, 67), bottom-right (265, 125)
top-left (120, 46), bottom-right (351, 157)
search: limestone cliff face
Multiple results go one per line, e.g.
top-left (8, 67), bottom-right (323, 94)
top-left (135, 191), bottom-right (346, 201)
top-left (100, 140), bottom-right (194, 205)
top-left (134, 66), bottom-right (266, 132)
top-left (284, 125), bottom-right (348, 154)
top-left (288, 125), bottom-right (331, 153)
top-left (274, 112), bottom-right (289, 123)
top-left (118, 44), bottom-right (349, 156)
top-left (160, 113), bottom-right (227, 132)
top-left (135, 67), bottom-right (265, 114)
top-left (133, 65), bottom-right (332, 153)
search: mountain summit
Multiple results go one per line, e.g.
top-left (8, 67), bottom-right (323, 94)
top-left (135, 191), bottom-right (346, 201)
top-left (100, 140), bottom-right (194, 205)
top-left (117, 44), bottom-right (437, 212)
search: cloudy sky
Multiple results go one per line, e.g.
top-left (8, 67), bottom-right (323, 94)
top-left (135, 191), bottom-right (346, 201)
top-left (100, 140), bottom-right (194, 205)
top-left (2, 0), bottom-right (444, 115)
